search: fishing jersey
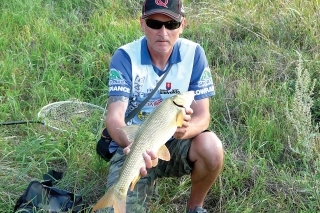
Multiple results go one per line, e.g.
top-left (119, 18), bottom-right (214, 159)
top-left (107, 37), bottom-right (215, 151)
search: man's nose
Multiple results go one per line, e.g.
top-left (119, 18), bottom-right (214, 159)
top-left (158, 25), bottom-right (168, 36)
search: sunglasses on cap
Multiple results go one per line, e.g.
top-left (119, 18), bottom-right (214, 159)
top-left (145, 19), bottom-right (181, 30)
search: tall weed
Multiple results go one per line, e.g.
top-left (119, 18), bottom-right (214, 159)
top-left (285, 52), bottom-right (318, 163)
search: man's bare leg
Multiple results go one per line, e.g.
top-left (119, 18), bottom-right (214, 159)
top-left (187, 131), bottom-right (224, 210)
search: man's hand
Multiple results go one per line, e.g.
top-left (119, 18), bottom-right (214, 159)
top-left (173, 107), bottom-right (193, 139)
top-left (123, 146), bottom-right (157, 177)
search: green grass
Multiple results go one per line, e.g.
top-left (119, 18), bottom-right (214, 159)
top-left (1, 0), bottom-right (319, 212)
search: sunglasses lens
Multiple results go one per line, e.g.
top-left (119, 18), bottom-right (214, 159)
top-left (146, 19), bottom-right (163, 29)
top-left (146, 19), bottom-right (181, 30)
top-left (166, 21), bottom-right (181, 30)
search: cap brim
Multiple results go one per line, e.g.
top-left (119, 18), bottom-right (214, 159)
top-left (142, 9), bottom-right (183, 22)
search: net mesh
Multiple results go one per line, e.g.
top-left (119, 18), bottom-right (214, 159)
top-left (37, 100), bottom-right (105, 133)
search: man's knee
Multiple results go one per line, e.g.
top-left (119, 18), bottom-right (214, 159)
top-left (189, 131), bottom-right (224, 168)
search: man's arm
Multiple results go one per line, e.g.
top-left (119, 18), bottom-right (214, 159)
top-left (105, 96), bottom-right (131, 148)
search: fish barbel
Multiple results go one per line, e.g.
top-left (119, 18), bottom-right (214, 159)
top-left (92, 91), bottom-right (195, 213)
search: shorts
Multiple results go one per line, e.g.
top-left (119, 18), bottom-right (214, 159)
top-left (102, 137), bottom-right (193, 213)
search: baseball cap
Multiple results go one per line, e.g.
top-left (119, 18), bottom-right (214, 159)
top-left (142, 0), bottom-right (185, 22)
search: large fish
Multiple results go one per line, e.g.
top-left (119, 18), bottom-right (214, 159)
top-left (92, 91), bottom-right (195, 213)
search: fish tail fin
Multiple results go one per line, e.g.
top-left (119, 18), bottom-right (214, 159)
top-left (92, 186), bottom-right (126, 213)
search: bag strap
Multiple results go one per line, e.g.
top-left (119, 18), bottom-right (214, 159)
top-left (124, 63), bottom-right (173, 123)
top-left (43, 170), bottom-right (63, 181)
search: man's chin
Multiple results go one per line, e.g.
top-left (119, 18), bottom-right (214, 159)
top-left (154, 46), bottom-right (172, 53)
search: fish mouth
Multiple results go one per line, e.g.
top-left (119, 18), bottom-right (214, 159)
top-left (173, 101), bottom-right (184, 108)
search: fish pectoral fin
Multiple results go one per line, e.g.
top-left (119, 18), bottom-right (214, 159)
top-left (130, 174), bottom-right (141, 191)
top-left (176, 109), bottom-right (184, 127)
top-left (118, 125), bottom-right (140, 142)
top-left (152, 158), bottom-right (158, 167)
top-left (157, 145), bottom-right (171, 161)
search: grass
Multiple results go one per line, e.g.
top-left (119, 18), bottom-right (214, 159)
top-left (1, 0), bottom-right (319, 212)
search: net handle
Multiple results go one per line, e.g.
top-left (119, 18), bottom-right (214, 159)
top-left (0, 120), bottom-right (44, 125)
top-left (1, 101), bottom-right (105, 135)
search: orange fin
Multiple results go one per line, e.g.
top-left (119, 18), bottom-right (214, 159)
top-left (157, 145), bottom-right (171, 161)
top-left (176, 109), bottom-right (184, 127)
top-left (92, 186), bottom-right (126, 213)
top-left (130, 174), bottom-right (141, 191)
top-left (152, 158), bottom-right (158, 167)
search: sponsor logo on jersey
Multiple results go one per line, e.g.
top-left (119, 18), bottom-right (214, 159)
top-left (110, 68), bottom-right (122, 79)
top-left (109, 86), bottom-right (130, 93)
top-left (159, 89), bottom-right (181, 94)
top-left (138, 111), bottom-right (150, 121)
top-left (109, 68), bottom-right (126, 85)
top-left (134, 75), bottom-right (145, 93)
top-left (198, 68), bottom-right (213, 88)
top-left (166, 82), bottom-right (172, 90)
top-left (145, 99), bottom-right (163, 107)
top-left (195, 86), bottom-right (215, 95)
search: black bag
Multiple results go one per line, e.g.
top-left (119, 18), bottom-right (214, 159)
top-left (96, 127), bottom-right (115, 162)
top-left (14, 171), bottom-right (87, 213)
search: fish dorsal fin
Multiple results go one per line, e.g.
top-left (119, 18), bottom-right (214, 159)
top-left (176, 109), bottom-right (184, 127)
top-left (130, 174), bottom-right (141, 191)
top-left (157, 145), bottom-right (171, 161)
top-left (118, 125), bottom-right (140, 142)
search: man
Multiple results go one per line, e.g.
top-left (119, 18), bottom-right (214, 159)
top-left (99, 0), bottom-right (224, 212)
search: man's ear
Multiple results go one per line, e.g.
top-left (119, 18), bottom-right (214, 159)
top-left (140, 17), bottom-right (145, 32)
top-left (179, 18), bottom-right (186, 34)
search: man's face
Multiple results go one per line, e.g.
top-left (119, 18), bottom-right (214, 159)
top-left (140, 14), bottom-right (185, 54)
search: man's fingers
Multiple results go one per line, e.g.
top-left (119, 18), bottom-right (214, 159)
top-left (139, 150), bottom-right (158, 177)
top-left (140, 152), bottom-right (152, 177)
top-left (185, 107), bottom-right (193, 115)
top-left (143, 152), bottom-right (153, 169)
top-left (146, 149), bottom-right (157, 160)
top-left (140, 166), bottom-right (147, 177)
top-left (123, 143), bottom-right (133, 155)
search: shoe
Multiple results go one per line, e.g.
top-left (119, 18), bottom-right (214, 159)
top-left (186, 206), bottom-right (208, 213)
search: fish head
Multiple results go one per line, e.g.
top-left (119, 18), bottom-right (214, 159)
top-left (171, 91), bottom-right (195, 108)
